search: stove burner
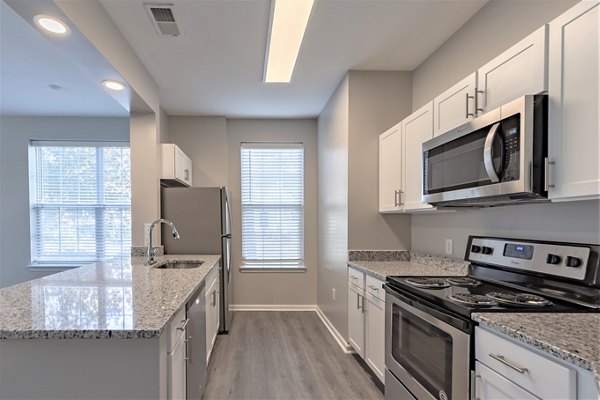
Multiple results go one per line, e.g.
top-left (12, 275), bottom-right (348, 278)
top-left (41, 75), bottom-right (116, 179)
top-left (405, 277), bottom-right (449, 289)
top-left (446, 277), bottom-right (481, 287)
top-left (448, 293), bottom-right (496, 307)
top-left (487, 292), bottom-right (553, 307)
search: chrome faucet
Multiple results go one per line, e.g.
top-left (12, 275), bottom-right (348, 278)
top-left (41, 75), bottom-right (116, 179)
top-left (147, 219), bottom-right (181, 265)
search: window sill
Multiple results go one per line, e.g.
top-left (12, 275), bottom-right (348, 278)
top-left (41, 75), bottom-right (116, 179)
top-left (28, 263), bottom-right (86, 270)
top-left (239, 266), bottom-right (307, 273)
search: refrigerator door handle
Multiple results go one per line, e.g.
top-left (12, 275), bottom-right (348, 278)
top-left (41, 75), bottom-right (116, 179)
top-left (221, 234), bottom-right (232, 239)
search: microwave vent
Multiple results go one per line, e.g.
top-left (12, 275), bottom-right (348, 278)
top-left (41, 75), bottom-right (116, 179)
top-left (145, 4), bottom-right (180, 36)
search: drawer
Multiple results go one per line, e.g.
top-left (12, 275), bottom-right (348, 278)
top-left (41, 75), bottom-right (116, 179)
top-left (168, 306), bottom-right (187, 352)
top-left (348, 266), bottom-right (365, 289)
top-left (365, 274), bottom-right (385, 302)
top-left (475, 327), bottom-right (576, 400)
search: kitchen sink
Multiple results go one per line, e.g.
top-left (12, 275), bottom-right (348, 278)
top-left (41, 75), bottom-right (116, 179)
top-left (154, 261), bottom-right (204, 269)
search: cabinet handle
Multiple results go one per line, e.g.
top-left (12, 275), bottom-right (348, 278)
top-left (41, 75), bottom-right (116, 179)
top-left (544, 157), bottom-right (555, 191)
top-left (489, 353), bottom-right (528, 374)
top-left (394, 190), bottom-right (400, 207)
top-left (184, 169), bottom-right (190, 181)
top-left (466, 93), bottom-right (476, 118)
top-left (356, 292), bottom-right (361, 310)
top-left (476, 90), bottom-right (485, 113)
top-left (350, 276), bottom-right (358, 281)
top-left (176, 318), bottom-right (189, 331)
top-left (367, 284), bottom-right (379, 291)
top-left (212, 290), bottom-right (217, 307)
top-left (399, 190), bottom-right (404, 206)
top-left (361, 295), bottom-right (366, 313)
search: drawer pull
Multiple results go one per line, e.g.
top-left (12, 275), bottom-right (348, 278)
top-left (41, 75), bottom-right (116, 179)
top-left (350, 276), bottom-right (358, 280)
top-left (489, 353), bottom-right (528, 374)
top-left (367, 284), bottom-right (379, 291)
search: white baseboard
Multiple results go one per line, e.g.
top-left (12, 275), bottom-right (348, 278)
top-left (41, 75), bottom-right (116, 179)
top-left (315, 306), bottom-right (353, 354)
top-left (230, 304), bottom-right (317, 311)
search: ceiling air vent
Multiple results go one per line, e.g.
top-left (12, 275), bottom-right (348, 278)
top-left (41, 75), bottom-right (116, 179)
top-left (144, 4), bottom-right (180, 37)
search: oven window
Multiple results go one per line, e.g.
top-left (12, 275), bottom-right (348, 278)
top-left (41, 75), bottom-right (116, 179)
top-left (392, 303), bottom-right (453, 398)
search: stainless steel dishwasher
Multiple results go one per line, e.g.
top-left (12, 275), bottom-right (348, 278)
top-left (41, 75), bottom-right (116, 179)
top-left (186, 281), bottom-right (207, 400)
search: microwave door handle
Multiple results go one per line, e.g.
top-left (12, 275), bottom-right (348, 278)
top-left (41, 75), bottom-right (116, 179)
top-left (483, 122), bottom-right (501, 183)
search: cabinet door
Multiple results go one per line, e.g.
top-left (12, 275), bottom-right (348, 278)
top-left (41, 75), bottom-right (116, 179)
top-left (548, 1), bottom-right (600, 201)
top-left (477, 25), bottom-right (547, 113)
top-left (205, 279), bottom-right (218, 365)
top-left (379, 122), bottom-right (403, 212)
top-left (175, 147), bottom-right (192, 186)
top-left (402, 102), bottom-right (434, 211)
top-left (433, 72), bottom-right (477, 136)
top-left (475, 362), bottom-right (540, 400)
top-left (168, 334), bottom-right (187, 400)
top-left (347, 283), bottom-right (365, 357)
top-left (365, 293), bottom-right (385, 383)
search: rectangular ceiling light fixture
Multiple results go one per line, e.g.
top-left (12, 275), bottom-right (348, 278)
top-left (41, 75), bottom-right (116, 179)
top-left (264, 0), bottom-right (314, 83)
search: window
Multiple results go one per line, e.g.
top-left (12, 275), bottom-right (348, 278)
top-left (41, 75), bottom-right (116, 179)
top-left (28, 141), bottom-right (131, 264)
top-left (241, 143), bottom-right (304, 269)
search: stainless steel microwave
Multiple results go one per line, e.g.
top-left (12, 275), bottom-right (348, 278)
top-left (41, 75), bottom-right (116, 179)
top-left (422, 95), bottom-right (548, 208)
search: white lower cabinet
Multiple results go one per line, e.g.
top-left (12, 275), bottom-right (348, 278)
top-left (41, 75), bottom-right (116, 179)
top-left (476, 327), bottom-right (598, 400)
top-left (475, 362), bottom-right (539, 400)
top-left (205, 267), bottom-right (220, 365)
top-left (347, 266), bottom-right (385, 383)
top-left (347, 281), bottom-right (365, 358)
top-left (168, 307), bottom-right (187, 400)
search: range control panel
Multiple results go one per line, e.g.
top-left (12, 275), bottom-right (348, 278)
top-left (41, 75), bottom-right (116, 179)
top-left (467, 237), bottom-right (591, 281)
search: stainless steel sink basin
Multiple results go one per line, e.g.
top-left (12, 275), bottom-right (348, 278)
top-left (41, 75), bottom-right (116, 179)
top-left (154, 261), bottom-right (204, 269)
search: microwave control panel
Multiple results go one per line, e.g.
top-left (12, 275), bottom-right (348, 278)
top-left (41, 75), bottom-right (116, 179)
top-left (500, 116), bottom-right (520, 182)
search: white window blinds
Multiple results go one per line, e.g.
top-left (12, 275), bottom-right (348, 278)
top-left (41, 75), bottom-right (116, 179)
top-left (241, 143), bottom-right (304, 268)
top-left (29, 141), bottom-right (131, 263)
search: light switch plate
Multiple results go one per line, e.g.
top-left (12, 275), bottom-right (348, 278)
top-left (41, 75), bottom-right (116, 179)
top-left (445, 239), bottom-right (453, 255)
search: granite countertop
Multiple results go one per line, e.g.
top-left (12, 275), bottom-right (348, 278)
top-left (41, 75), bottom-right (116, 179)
top-left (0, 255), bottom-right (220, 339)
top-left (473, 313), bottom-right (600, 385)
top-left (348, 252), bottom-right (469, 280)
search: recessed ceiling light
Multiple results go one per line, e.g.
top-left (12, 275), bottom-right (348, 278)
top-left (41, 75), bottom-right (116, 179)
top-left (102, 80), bottom-right (126, 91)
top-left (264, 0), bottom-right (314, 83)
top-left (33, 15), bottom-right (70, 35)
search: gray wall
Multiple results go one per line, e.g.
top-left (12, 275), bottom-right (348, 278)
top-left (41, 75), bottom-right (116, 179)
top-left (348, 71), bottom-right (412, 250)
top-left (409, 0), bottom-right (598, 256)
top-left (317, 72), bottom-right (414, 339)
top-left (412, 0), bottom-right (579, 110)
top-left (168, 117), bottom-right (318, 307)
top-left (0, 116), bottom-right (130, 288)
top-left (317, 76), bottom-right (350, 337)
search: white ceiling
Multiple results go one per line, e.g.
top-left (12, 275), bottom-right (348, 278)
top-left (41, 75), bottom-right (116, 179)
top-left (100, 0), bottom-right (487, 118)
top-left (0, 0), bottom-right (128, 117)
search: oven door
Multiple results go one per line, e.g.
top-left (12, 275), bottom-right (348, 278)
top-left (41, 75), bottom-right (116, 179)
top-left (385, 289), bottom-right (471, 400)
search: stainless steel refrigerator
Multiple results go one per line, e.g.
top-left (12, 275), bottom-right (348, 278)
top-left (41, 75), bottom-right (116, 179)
top-left (161, 187), bottom-right (233, 333)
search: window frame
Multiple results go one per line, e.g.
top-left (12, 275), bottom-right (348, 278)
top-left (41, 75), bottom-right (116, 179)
top-left (28, 140), bottom-right (131, 266)
top-left (239, 142), bottom-right (306, 272)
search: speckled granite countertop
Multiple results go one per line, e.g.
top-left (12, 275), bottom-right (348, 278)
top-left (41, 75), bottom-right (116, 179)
top-left (348, 252), bottom-right (469, 280)
top-left (473, 313), bottom-right (600, 385)
top-left (0, 255), bottom-right (220, 339)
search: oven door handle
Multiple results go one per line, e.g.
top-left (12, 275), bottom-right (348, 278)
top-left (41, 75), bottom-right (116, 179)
top-left (483, 122), bottom-right (501, 183)
top-left (384, 285), bottom-right (471, 333)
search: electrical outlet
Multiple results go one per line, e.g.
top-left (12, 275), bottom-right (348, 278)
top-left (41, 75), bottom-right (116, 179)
top-left (445, 239), bottom-right (453, 255)
top-left (332, 288), bottom-right (336, 301)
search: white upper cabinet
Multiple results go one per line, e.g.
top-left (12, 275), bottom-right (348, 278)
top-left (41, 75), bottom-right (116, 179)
top-left (547, 0), bottom-right (600, 201)
top-left (402, 102), bottom-right (434, 211)
top-left (378, 122), bottom-right (403, 212)
top-left (477, 25), bottom-right (548, 113)
top-left (161, 144), bottom-right (193, 187)
top-left (433, 73), bottom-right (477, 136)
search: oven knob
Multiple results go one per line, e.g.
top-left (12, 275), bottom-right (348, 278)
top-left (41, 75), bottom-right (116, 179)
top-left (482, 246), bottom-right (494, 255)
top-left (546, 254), bottom-right (562, 265)
top-left (471, 245), bottom-right (482, 254)
top-left (565, 256), bottom-right (582, 268)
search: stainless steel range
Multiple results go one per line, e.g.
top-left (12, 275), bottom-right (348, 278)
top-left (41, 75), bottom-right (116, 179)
top-left (384, 236), bottom-right (600, 400)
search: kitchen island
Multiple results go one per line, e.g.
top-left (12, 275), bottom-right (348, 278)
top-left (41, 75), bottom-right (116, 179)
top-left (0, 254), bottom-right (219, 399)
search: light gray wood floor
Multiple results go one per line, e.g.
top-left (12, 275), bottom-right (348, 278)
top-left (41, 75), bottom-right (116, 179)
top-left (204, 311), bottom-right (384, 400)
